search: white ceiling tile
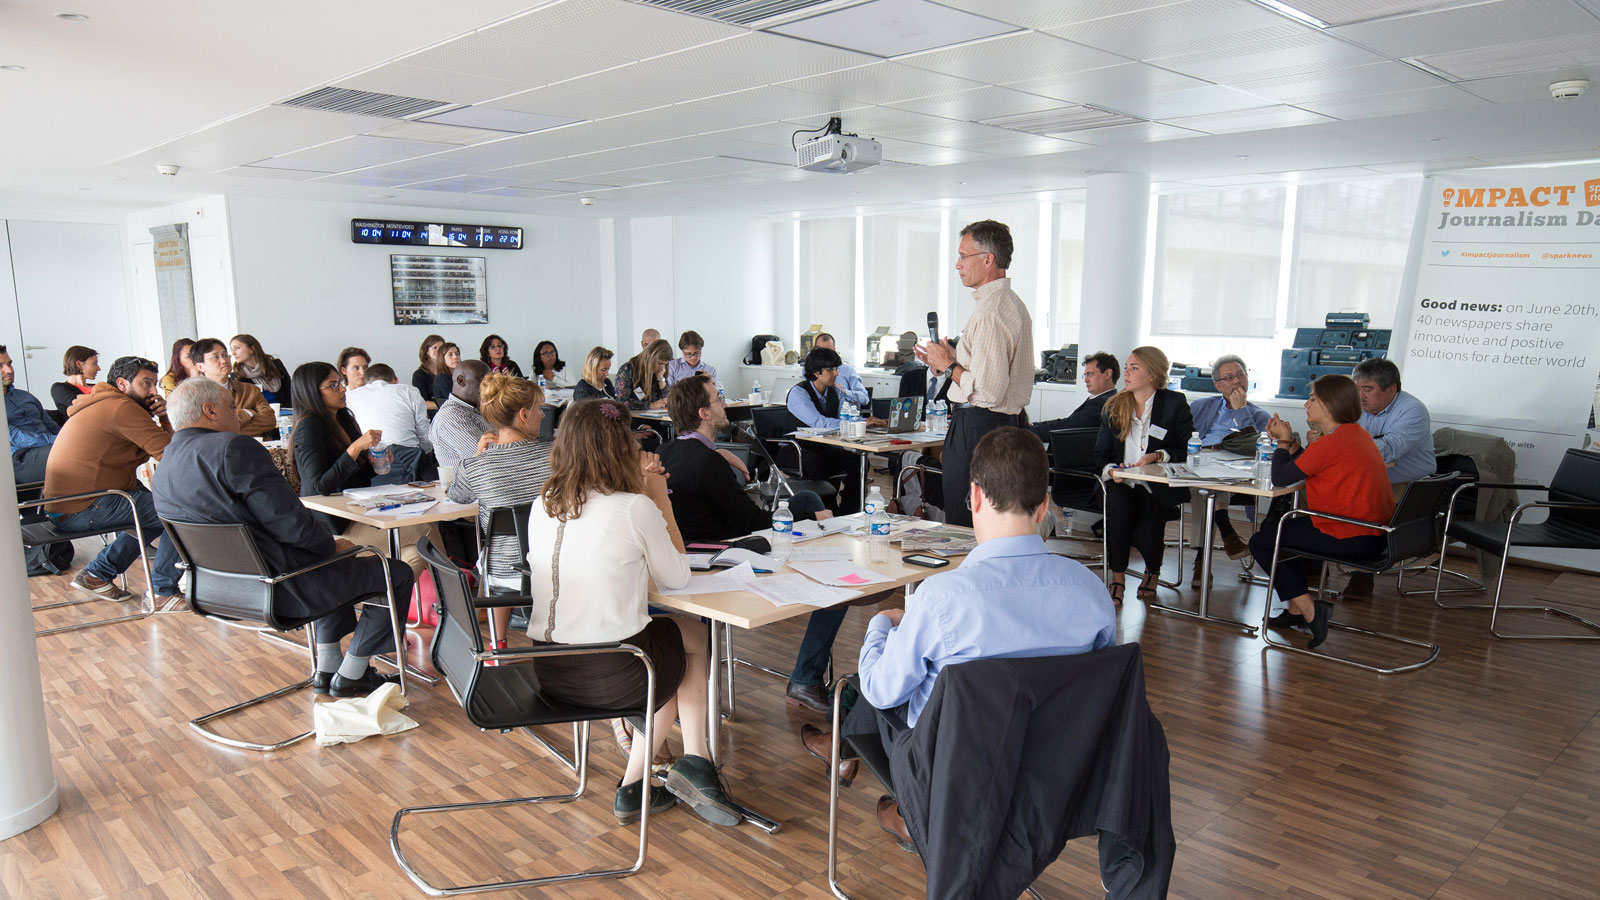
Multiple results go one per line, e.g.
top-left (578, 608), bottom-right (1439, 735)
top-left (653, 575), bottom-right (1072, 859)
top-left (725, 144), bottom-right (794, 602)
top-left (367, 121), bottom-right (512, 145)
top-left (1417, 32), bottom-right (1600, 81)
top-left (115, 106), bottom-right (383, 172)
top-left (490, 85), bottom-right (666, 119)
top-left (401, 34), bottom-right (629, 86)
top-left (468, 186), bottom-right (570, 198)
top-left (779, 63), bottom-right (984, 105)
top-left (1363, 156), bottom-right (1489, 173)
top-left (876, 138), bottom-right (994, 164)
top-left (872, 118), bottom-right (1034, 146)
top-left (959, 131), bottom-right (1091, 156)
top-left (1052, 121), bottom-right (1204, 143)
top-left (1095, 83), bottom-right (1275, 118)
top-left (333, 63), bottom-right (533, 105)
top-left (221, 164), bottom-right (331, 180)
top-left (418, 105), bottom-right (584, 133)
top-left (1283, 1), bottom-right (1472, 28)
top-left (885, 85), bottom-right (1071, 119)
top-left (677, 85), bottom-right (867, 120)
top-left (1457, 65), bottom-right (1600, 102)
top-left (1153, 31), bottom-right (1385, 81)
top-left (315, 167), bottom-right (451, 187)
top-left (1473, 147), bottom-right (1600, 165)
top-left (932, 0), bottom-right (1188, 31)
top-left (1183, 172), bottom-right (1290, 186)
top-left (1162, 104), bottom-right (1336, 133)
top-left (1231, 61), bottom-right (1444, 104)
top-left (768, 0), bottom-right (1020, 58)
top-left (525, 179), bottom-right (622, 191)
top-left (1041, 0), bottom-right (1312, 60)
top-left (494, 0), bottom-right (745, 62)
top-left (561, 62), bottom-right (750, 104)
top-left (898, 31), bottom-right (1127, 84)
top-left (1329, 0), bottom-right (1600, 59)
top-left (401, 174), bottom-right (533, 192)
top-left (561, 145), bottom-right (711, 176)
top-left (1296, 84), bottom-right (1490, 118)
top-left (809, 106), bottom-right (964, 138)
top-left (371, 154), bottom-right (499, 176)
top-left (1003, 62), bottom-right (1206, 104)
top-left (653, 33), bottom-right (877, 83)
top-left (255, 135), bottom-right (461, 172)
top-left (606, 105), bottom-right (771, 142)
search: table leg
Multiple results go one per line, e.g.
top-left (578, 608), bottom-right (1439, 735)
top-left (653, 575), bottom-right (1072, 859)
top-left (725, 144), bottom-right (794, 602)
top-left (1140, 489), bottom-right (1258, 635)
top-left (859, 450), bottom-right (868, 512)
top-left (706, 621), bottom-right (782, 834)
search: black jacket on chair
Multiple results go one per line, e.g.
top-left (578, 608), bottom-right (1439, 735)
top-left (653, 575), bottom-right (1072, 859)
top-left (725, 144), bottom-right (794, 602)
top-left (889, 645), bottom-right (1174, 900)
top-left (1093, 388), bottom-right (1194, 508)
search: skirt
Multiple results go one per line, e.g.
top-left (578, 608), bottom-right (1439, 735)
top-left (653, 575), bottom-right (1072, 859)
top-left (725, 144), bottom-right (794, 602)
top-left (531, 616), bottom-right (686, 713)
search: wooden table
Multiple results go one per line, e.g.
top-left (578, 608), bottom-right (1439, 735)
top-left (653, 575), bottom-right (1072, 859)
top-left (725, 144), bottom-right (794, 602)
top-left (793, 429), bottom-right (945, 510)
top-left (648, 521), bottom-right (968, 833)
top-left (1112, 460), bottom-right (1301, 634)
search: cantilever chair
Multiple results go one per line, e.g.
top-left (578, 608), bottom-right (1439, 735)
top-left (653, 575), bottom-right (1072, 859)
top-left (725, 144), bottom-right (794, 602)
top-left (1048, 428), bottom-right (1104, 562)
top-left (21, 486), bottom-right (156, 636)
top-left (160, 518), bottom-right (403, 751)
top-left (391, 537), bottom-right (658, 896)
top-left (748, 405), bottom-right (841, 510)
top-left (1259, 473), bottom-right (1456, 673)
top-left (1431, 447), bottom-right (1600, 640)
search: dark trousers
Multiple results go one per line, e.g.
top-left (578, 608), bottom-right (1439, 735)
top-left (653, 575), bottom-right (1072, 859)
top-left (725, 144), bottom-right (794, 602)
top-left (790, 444), bottom-right (862, 514)
top-left (1104, 481), bottom-right (1170, 574)
top-left (51, 486), bottom-right (182, 595)
top-left (1248, 517), bottom-right (1385, 605)
top-left (13, 445), bottom-right (50, 485)
top-left (942, 406), bottom-right (1020, 527)
top-left (304, 557), bottom-right (416, 658)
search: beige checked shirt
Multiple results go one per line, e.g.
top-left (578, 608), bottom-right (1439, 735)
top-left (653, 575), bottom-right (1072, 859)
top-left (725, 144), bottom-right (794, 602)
top-left (947, 277), bottom-right (1035, 415)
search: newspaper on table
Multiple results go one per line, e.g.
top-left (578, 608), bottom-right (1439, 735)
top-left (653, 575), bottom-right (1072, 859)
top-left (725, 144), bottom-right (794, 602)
top-left (343, 490), bottom-right (435, 511)
top-left (1160, 459), bottom-right (1254, 486)
top-left (898, 526), bottom-right (977, 555)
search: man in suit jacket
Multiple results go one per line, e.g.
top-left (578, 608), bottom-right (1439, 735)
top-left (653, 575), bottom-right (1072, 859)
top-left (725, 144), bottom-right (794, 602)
top-left (152, 378), bottom-right (414, 698)
top-left (1028, 350), bottom-right (1120, 442)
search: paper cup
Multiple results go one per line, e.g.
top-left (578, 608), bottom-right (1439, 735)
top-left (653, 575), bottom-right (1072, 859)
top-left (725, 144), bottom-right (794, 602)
top-left (439, 466), bottom-right (457, 491)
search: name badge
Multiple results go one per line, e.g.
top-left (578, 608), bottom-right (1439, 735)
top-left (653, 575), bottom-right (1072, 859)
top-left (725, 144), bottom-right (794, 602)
top-left (1149, 424), bottom-right (1168, 440)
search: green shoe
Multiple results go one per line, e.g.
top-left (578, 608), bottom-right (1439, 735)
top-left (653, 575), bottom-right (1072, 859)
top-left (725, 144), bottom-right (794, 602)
top-left (664, 755), bottom-right (741, 827)
top-left (613, 780), bottom-right (675, 824)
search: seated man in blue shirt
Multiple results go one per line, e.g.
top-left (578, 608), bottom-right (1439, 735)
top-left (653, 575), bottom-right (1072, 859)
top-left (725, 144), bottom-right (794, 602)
top-left (801, 426), bottom-right (1117, 844)
top-left (782, 347), bottom-right (885, 514)
top-left (1346, 357), bottom-right (1433, 600)
top-left (665, 329), bottom-right (720, 388)
top-left (813, 332), bottom-right (869, 406)
top-left (1, 345), bottom-right (59, 485)
top-left (1188, 354), bottom-right (1271, 578)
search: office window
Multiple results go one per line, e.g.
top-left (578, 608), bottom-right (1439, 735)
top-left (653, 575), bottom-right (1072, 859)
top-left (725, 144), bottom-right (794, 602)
top-left (1291, 178), bottom-right (1421, 329)
top-left (863, 212), bottom-right (941, 364)
top-left (946, 203), bottom-right (1039, 331)
top-left (797, 217), bottom-right (856, 352)
top-left (1053, 198), bottom-right (1086, 349)
top-left (1153, 187), bottom-right (1286, 338)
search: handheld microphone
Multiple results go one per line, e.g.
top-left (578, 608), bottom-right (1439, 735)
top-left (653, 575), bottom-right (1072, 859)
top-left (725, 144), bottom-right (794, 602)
top-left (926, 311), bottom-right (939, 344)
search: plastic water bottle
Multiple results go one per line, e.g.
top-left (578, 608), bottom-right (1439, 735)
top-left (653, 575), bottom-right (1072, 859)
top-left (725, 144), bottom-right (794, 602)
top-left (537, 374), bottom-right (548, 391)
top-left (869, 505), bottom-right (891, 562)
top-left (751, 378), bottom-right (762, 404)
top-left (770, 500), bottom-right (794, 561)
top-left (275, 406), bottom-right (294, 438)
top-left (1056, 507), bottom-right (1074, 538)
top-left (1253, 431), bottom-right (1274, 490)
top-left (370, 441), bottom-right (392, 475)
top-left (1187, 433), bottom-right (1203, 465)
top-left (865, 485), bottom-right (885, 516)
top-left (929, 400), bottom-right (949, 433)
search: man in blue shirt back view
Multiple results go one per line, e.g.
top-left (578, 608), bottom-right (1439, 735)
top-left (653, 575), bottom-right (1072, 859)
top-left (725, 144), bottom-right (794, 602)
top-left (801, 425), bottom-right (1117, 844)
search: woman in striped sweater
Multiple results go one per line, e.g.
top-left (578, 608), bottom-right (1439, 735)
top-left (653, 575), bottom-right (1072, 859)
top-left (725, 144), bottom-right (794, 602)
top-left (446, 373), bottom-right (552, 644)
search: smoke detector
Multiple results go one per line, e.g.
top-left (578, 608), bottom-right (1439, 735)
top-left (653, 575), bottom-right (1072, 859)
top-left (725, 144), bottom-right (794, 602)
top-left (1550, 79), bottom-right (1588, 100)
top-left (155, 164), bottom-right (180, 176)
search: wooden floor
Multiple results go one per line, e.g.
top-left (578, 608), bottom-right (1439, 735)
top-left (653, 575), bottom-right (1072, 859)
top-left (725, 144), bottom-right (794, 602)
top-left (8, 529), bottom-right (1600, 900)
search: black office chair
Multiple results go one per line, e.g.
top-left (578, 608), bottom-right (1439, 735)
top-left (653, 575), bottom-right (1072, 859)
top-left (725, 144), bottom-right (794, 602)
top-left (21, 486), bottom-right (156, 636)
top-left (390, 538), bottom-right (659, 894)
top-left (1047, 428), bottom-right (1103, 562)
top-left (1432, 447), bottom-right (1600, 640)
top-left (159, 518), bottom-right (404, 751)
top-left (748, 405), bottom-right (840, 510)
top-left (1259, 473), bottom-right (1455, 673)
top-left (897, 365), bottom-right (928, 399)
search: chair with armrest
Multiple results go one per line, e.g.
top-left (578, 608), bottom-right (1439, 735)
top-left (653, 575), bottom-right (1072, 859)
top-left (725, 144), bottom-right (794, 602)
top-left (1048, 428), bottom-right (1103, 562)
top-left (390, 537), bottom-right (658, 895)
top-left (1259, 473), bottom-right (1455, 673)
top-left (748, 405), bottom-right (840, 511)
top-left (22, 487), bottom-right (156, 636)
top-left (159, 518), bottom-right (404, 751)
top-left (1431, 447), bottom-right (1600, 640)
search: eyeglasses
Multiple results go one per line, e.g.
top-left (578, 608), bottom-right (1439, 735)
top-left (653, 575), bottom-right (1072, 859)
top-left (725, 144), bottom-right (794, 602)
top-left (320, 381), bottom-right (345, 392)
top-left (954, 250), bottom-right (988, 264)
top-left (965, 481), bottom-right (983, 511)
top-left (1214, 372), bottom-right (1246, 383)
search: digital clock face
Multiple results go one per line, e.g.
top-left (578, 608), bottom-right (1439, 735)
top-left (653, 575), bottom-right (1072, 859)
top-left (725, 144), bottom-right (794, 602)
top-left (351, 219), bottom-right (523, 250)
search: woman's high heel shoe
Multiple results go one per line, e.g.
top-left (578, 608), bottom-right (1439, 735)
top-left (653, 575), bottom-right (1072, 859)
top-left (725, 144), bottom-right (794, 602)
top-left (1308, 600), bottom-right (1333, 649)
top-left (1108, 582), bottom-right (1124, 607)
top-left (1136, 571), bottom-right (1159, 601)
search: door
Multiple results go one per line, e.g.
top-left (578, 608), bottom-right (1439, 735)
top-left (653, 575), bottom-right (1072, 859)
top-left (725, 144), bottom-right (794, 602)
top-left (6, 221), bottom-right (134, 397)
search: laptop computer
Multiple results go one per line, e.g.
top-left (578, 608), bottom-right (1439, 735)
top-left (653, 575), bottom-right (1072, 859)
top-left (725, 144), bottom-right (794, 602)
top-left (869, 396), bottom-right (924, 434)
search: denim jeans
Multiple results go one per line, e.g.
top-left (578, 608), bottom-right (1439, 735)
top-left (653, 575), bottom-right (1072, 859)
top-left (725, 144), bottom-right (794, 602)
top-left (786, 488), bottom-right (843, 686)
top-left (51, 487), bottom-right (181, 595)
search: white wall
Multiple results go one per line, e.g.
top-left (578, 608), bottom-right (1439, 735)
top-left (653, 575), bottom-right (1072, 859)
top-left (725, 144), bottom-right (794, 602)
top-left (123, 195), bottom-right (234, 363)
top-left (224, 196), bottom-right (604, 381)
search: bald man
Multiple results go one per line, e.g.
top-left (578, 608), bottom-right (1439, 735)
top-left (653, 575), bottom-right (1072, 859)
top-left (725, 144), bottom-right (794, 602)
top-left (429, 359), bottom-right (491, 472)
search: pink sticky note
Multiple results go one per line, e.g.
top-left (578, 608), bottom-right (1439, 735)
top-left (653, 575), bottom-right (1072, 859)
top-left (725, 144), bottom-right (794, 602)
top-left (839, 573), bottom-right (872, 585)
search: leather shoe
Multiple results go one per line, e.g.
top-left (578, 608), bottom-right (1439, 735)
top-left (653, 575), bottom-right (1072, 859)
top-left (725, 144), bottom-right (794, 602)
top-left (1308, 600), bottom-right (1334, 649)
top-left (1267, 611), bottom-right (1308, 631)
top-left (1190, 556), bottom-right (1210, 588)
top-left (800, 724), bottom-right (858, 786)
top-left (1222, 532), bottom-right (1250, 560)
top-left (876, 796), bottom-right (915, 852)
top-left (1341, 572), bottom-right (1374, 601)
top-left (329, 668), bottom-right (401, 698)
top-left (310, 671), bottom-right (335, 695)
top-left (785, 680), bottom-right (831, 714)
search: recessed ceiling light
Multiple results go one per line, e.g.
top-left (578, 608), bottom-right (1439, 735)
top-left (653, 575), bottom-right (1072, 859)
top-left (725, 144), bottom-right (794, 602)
top-left (1242, 0), bottom-right (1326, 29)
top-left (1428, 136), bottom-right (1449, 142)
top-left (77, 187), bottom-right (91, 191)
top-left (55, 13), bottom-right (90, 20)
top-left (1235, 154), bottom-right (1251, 159)
top-left (1, 65), bottom-right (25, 71)
top-left (957, 181), bottom-right (968, 185)
top-left (367, 193), bottom-right (395, 199)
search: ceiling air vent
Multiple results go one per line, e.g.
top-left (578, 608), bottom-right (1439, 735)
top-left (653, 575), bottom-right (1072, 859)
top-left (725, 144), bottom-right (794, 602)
top-left (627, 0), bottom-right (843, 27)
top-left (981, 106), bottom-right (1144, 136)
top-left (278, 86), bottom-right (450, 120)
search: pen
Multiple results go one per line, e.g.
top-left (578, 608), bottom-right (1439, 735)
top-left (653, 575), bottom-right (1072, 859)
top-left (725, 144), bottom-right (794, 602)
top-left (375, 503), bottom-right (402, 511)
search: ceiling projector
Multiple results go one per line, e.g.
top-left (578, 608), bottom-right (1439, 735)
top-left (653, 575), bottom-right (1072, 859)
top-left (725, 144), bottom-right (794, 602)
top-left (795, 118), bottom-right (881, 174)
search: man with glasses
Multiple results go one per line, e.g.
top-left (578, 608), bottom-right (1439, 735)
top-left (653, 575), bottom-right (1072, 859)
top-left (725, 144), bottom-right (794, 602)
top-left (1187, 354), bottom-right (1270, 580)
top-left (784, 347), bottom-right (884, 514)
top-left (666, 330), bottom-right (719, 389)
top-left (191, 337), bottom-right (276, 439)
top-left (813, 332), bottom-right (869, 406)
top-left (915, 220), bottom-right (1035, 528)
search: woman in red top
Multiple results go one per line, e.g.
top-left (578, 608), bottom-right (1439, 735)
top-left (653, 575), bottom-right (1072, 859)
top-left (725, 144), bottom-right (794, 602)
top-left (1249, 374), bottom-right (1395, 648)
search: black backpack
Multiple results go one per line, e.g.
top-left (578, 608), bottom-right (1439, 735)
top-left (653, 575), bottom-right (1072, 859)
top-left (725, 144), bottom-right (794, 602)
top-left (26, 541), bottom-right (74, 577)
top-left (745, 334), bottom-right (780, 365)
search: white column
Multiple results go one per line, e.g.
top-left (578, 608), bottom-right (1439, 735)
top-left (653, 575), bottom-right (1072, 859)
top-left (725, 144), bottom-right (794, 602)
top-left (1079, 172), bottom-right (1150, 359)
top-left (0, 430), bottom-right (59, 839)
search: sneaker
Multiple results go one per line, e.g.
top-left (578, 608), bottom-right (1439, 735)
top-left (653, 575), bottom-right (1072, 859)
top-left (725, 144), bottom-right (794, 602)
top-left (664, 755), bottom-right (742, 827)
top-left (613, 780), bottom-right (676, 824)
top-left (153, 593), bottom-right (188, 614)
top-left (329, 668), bottom-right (401, 698)
top-left (72, 572), bottom-right (132, 602)
top-left (1222, 532), bottom-right (1251, 560)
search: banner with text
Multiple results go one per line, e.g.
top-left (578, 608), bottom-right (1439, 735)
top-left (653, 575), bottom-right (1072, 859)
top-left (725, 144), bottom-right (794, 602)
top-left (1401, 165), bottom-right (1600, 489)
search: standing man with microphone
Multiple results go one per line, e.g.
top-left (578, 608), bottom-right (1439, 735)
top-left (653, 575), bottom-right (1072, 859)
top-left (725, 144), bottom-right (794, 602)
top-left (916, 220), bottom-right (1035, 528)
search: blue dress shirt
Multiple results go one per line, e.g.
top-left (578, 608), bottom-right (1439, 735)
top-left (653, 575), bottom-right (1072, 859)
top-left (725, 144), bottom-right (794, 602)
top-left (666, 357), bottom-right (718, 388)
top-left (5, 385), bottom-right (59, 456)
top-left (1190, 394), bottom-right (1270, 447)
top-left (786, 382), bottom-right (841, 430)
top-left (858, 534), bottom-right (1117, 727)
top-left (835, 362), bottom-right (870, 406)
top-left (1359, 390), bottom-right (1433, 483)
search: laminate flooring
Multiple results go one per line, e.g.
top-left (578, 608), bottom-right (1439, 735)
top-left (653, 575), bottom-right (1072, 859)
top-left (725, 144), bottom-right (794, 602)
top-left (8, 528), bottom-right (1600, 900)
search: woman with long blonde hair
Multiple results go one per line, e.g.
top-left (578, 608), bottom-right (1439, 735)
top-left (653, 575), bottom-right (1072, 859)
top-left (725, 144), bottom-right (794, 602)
top-left (1093, 346), bottom-right (1194, 605)
top-left (615, 338), bottom-right (672, 410)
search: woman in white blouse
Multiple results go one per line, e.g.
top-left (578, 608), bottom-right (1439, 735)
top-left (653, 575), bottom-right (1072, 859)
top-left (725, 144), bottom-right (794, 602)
top-left (1093, 346), bottom-right (1194, 605)
top-left (524, 397), bottom-right (740, 827)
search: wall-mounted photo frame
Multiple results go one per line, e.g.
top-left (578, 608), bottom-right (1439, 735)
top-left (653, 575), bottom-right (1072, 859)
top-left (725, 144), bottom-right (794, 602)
top-left (391, 254), bottom-right (488, 325)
